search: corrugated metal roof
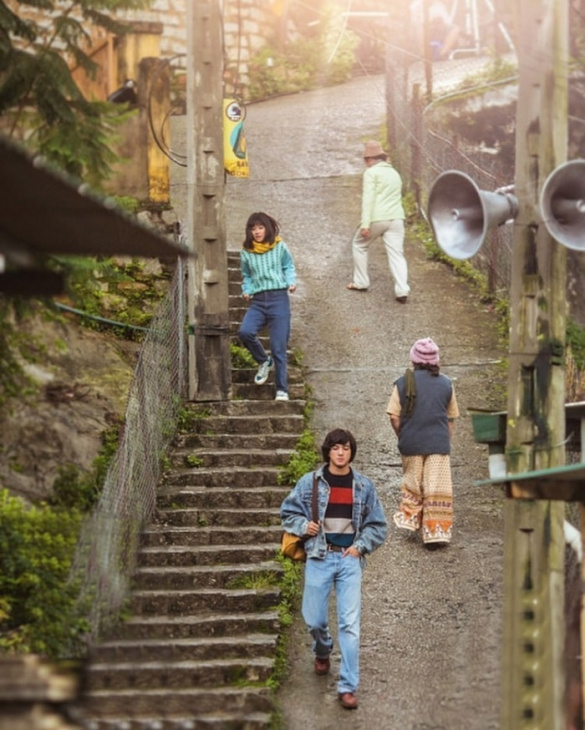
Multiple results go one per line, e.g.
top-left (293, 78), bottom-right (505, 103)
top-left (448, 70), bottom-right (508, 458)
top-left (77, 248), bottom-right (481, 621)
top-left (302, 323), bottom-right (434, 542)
top-left (0, 135), bottom-right (189, 263)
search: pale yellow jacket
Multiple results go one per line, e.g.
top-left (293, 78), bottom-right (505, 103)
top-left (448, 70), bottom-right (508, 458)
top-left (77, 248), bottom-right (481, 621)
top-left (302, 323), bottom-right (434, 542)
top-left (361, 161), bottom-right (405, 229)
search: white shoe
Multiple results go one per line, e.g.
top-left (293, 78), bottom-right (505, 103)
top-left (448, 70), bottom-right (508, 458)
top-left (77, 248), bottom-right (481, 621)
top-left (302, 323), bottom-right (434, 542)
top-left (275, 390), bottom-right (289, 401)
top-left (254, 357), bottom-right (273, 385)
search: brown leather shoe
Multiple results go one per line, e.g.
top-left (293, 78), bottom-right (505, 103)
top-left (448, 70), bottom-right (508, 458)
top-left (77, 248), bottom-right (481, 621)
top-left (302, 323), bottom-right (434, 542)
top-left (338, 692), bottom-right (358, 709)
top-left (395, 296), bottom-right (408, 304)
top-left (314, 656), bottom-right (330, 675)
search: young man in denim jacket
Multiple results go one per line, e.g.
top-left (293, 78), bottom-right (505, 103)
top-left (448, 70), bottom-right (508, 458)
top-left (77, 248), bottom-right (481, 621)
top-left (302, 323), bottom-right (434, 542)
top-left (280, 428), bottom-right (387, 710)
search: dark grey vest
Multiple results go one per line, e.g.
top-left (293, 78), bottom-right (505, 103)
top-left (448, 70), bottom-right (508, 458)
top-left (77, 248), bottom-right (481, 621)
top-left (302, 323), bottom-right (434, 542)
top-left (395, 370), bottom-right (453, 455)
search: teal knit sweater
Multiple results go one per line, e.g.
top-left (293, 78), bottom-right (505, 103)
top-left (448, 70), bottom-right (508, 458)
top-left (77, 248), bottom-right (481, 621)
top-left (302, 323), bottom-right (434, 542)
top-left (240, 241), bottom-right (296, 296)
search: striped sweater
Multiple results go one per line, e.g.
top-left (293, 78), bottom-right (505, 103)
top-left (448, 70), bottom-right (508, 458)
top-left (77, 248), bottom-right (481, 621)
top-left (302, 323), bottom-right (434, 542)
top-left (240, 240), bottom-right (296, 296)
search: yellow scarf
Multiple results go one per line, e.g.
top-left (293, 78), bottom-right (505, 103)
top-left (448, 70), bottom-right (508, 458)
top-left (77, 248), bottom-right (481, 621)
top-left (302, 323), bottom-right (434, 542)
top-left (250, 235), bottom-right (281, 254)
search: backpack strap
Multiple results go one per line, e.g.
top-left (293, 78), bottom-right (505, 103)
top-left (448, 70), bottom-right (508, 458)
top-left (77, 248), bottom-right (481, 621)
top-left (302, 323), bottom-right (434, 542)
top-left (402, 368), bottom-right (417, 419)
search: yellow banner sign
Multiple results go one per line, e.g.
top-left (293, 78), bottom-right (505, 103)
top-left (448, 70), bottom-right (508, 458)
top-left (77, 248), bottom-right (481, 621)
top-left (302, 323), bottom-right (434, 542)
top-left (223, 99), bottom-right (249, 178)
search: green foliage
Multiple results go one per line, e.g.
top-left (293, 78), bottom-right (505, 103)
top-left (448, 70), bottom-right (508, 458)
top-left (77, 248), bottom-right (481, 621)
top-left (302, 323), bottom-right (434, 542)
top-left (567, 318), bottom-right (585, 370)
top-left (226, 571), bottom-right (280, 590)
top-left (47, 253), bottom-right (168, 339)
top-left (185, 454), bottom-right (203, 468)
top-left (0, 489), bottom-right (87, 656)
top-left (48, 421), bottom-right (120, 511)
top-left (0, 0), bottom-right (152, 186)
top-left (266, 554), bottom-right (303, 695)
top-left (176, 406), bottom-right (211, 434)
top-left (278, 429), bottom-right (320, 486)
top-left (458, 54), bottom-right (518, 91)
top-left (0, 299), bottom-right (36, 406)
top-left (248, 20), bottom-right (359, 101)
top-left (111, 195), bottom-right (141, 215)
top-left (230, 342), bottom-right (255, 369)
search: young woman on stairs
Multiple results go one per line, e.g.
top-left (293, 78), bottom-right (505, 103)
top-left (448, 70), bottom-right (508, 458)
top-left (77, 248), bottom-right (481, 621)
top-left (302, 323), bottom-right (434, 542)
top-left (238, 211), bottom-right (297, 401)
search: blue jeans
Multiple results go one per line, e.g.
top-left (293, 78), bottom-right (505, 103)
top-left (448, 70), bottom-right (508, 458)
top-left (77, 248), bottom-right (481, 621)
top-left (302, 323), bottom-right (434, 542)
top-left (238, 289), bottom-right (290, 393)
top-left (302, 551), bottom-right (362, 694)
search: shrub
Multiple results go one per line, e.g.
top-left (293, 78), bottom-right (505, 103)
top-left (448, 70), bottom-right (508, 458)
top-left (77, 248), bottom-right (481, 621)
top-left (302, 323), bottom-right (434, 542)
top-left (278, 429), bottom-right (320, 486)
top-left (0, 490), bottom-right (87, 657)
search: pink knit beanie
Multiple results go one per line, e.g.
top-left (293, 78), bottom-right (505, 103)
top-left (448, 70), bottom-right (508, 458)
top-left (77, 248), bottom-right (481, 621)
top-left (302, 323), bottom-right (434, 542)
top-left (410, 337), bottom-right (440, 365)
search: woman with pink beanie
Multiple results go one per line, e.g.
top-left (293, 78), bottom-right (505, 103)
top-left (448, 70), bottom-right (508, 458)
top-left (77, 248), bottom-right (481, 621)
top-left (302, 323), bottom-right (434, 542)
top-left (386, 337), bottom-right (459, 549)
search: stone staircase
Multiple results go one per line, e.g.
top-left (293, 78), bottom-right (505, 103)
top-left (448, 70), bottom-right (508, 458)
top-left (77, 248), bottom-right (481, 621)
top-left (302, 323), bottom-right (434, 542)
top-left (75, 251), bottom-right (306, 730)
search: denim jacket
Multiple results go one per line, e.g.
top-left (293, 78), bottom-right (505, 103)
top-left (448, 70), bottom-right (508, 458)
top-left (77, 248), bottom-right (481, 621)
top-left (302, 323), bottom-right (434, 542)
top-left (280, 465), bottom-right (388, 560)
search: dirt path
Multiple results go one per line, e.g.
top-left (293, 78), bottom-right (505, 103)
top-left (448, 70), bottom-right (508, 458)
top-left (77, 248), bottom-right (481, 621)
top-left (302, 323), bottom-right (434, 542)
top-left (225, 74), bottom-right (507, 730)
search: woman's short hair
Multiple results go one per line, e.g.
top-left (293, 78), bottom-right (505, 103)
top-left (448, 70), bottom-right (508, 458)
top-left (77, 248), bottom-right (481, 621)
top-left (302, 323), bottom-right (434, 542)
top-left (243, 211), bottom-right (280, 249)
top-left (321, 428), bottom-right (357, 463)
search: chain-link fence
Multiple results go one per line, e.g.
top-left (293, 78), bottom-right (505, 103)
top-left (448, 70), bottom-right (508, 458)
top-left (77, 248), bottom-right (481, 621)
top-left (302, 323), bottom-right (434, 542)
top-left (67, 259), bottom-right (188, 652)
top-left (387, 42), bottom-right (517, 295)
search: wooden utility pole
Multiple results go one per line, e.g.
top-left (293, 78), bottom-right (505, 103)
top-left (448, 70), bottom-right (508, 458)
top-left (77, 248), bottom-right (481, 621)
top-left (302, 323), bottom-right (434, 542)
top-left (502, 1), bottom-right (569, 728)
top-left (186, 0), bottom-right (231, 401)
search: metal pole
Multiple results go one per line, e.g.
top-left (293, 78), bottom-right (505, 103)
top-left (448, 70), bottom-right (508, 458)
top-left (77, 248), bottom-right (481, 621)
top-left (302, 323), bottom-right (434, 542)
top-left (502, 1), bottom-right (569, 727)
top-left (186, 0), bottom-right (231, 401)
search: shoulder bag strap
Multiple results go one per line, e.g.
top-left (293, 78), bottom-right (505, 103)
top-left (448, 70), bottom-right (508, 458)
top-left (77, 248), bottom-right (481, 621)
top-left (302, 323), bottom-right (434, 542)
top-left (311, 472), bottom-right (319, 522)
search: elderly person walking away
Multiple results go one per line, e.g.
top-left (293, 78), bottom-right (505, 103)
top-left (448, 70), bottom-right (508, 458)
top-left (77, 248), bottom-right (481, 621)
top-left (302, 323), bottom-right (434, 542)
top-left (346, 140), bottom-right (410, 303)
top-left (280, 428), bottom-right (387, 709)
top-left (387, 338), bottom-right (459, 549)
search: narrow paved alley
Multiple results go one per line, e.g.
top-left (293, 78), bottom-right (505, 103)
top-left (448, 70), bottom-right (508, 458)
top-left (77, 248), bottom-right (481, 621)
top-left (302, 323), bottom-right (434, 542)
top-left (178, 72), bottom-right (507, 729)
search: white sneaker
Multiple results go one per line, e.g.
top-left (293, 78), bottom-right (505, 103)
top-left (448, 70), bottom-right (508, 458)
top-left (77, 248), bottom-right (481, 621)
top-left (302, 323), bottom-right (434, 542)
top-left (275, 390), bottom-right (289, 401)
top-left (254, 356), bottom-right (273, 385)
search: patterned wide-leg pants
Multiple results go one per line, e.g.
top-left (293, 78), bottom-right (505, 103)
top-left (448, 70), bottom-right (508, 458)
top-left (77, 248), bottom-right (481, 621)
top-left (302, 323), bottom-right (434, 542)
top-left (393, 454), bottom-right (453, 544)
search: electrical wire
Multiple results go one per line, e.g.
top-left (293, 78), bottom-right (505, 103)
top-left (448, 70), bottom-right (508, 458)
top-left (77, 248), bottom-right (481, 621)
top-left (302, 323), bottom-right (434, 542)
top-left (147, 54), bottom-right (188, 167)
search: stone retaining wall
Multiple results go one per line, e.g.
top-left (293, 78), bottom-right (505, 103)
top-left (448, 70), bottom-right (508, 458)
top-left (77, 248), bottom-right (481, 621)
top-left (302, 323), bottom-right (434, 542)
top-left (119, 0), bottom-right (280, 92)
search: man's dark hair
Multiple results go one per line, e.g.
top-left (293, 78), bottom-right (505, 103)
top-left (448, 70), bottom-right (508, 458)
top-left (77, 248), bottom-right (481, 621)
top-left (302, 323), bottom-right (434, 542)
top-left (243, 211), bottom-right (280, 250)
top-left (321, 428), bottom-right (357, 463)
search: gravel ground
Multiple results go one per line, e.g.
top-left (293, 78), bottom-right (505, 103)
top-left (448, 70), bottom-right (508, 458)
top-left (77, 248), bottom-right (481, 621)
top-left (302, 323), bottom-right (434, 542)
top-left (222, 74), bottom-right (508, 730)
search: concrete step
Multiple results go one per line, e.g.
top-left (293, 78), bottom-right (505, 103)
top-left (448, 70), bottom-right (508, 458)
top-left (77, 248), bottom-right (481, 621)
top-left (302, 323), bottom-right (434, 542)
top-left (153, 506), bottom-right (281, 528)
top-left (157, 486), bottom-right (290, 510)
top-left (169, 447), bottom-right (294, 470)
top-left (130, 587), bottom-right (281, 615)
top-left (162, 466), bottom-right (283, 489)
top-left (91, 634), bottom-right (278, 664)
top-left (134, 554), bottom-right (281, 581)
top-left (133, 562), bottom-right (283, 591)
top-left (110, 611), bottom-right (280, 641)
top-left (156, 486), bottom-right (288, 511)
top-left (184, 399), bottom-right (305, 417)
top-left (75, 711), bottom-right (272, 730)
top-left (141, 524), bottom-right (283, 547)
top-left (79, 685), bottom-right (273, 716)
top-left (185, 413), bottom-right (304, 436)
top-left (231, 381), bottom-right (305, 401)
top-left (85, 656), bottom-right (274, 692)
top-left (229, 333), bottom-right (277, 351)
top-left (231, 367), bottom-right (303, 384)
top-left (173, 431), bottom-right (299, 451)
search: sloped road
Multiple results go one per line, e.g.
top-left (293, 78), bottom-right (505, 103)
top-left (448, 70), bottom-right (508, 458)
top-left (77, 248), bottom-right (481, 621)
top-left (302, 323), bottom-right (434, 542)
top-left (223, 74), bottom-right (507, 730)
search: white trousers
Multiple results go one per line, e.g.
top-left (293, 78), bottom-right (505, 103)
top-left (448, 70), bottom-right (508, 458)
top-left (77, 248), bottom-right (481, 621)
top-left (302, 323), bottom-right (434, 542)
top-left (350, 219), bottom-right (410, 297)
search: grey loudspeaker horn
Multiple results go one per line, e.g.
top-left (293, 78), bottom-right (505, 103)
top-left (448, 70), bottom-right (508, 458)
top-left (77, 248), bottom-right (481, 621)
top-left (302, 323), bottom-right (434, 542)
top-left (428, 171), bottom-right (518, 259)
top-left (540, 159), bottom-right (585, 250)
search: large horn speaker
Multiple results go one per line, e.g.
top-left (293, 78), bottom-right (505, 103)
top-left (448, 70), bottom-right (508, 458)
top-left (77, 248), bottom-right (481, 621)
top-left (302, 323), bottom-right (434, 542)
top-left (428, 171), bottom-right (518, 259)
top-left (540, 160), bottom-right (585, 250)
